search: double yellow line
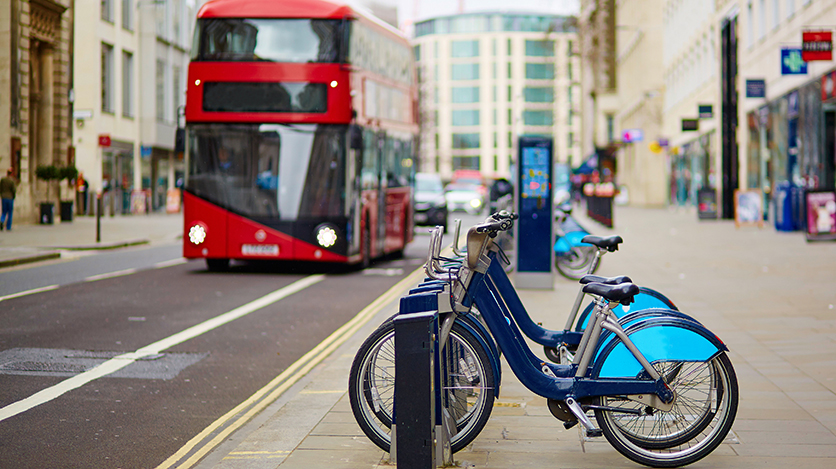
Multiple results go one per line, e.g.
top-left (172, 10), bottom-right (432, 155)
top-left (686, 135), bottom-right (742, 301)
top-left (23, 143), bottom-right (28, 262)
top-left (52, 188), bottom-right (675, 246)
top-left (156, 266), bottom-right (425, 469)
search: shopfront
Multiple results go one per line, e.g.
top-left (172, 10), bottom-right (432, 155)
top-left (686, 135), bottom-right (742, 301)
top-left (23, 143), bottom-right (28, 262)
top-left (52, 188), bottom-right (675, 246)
top-left (745, 70), bottom-right (836, 230)
top-left (670, 131), bottom-right (717, 208)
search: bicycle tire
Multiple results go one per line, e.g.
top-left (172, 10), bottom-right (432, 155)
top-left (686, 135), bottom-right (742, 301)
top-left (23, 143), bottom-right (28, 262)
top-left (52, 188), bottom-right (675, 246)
top-left (348, 319), bottom-right (496, 453)
top-left (593, 353), bottom-right (738, 467)
top-left (555, 245), bottom-right (598, 280)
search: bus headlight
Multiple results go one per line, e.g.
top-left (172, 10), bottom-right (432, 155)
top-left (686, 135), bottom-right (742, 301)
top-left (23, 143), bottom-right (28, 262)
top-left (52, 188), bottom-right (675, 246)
top-left (315, 224), bottom-right (338, 248)
top-left (189, 224), bottom-right (207, 245)
top-left (469, 198), bottom-right (482, 209)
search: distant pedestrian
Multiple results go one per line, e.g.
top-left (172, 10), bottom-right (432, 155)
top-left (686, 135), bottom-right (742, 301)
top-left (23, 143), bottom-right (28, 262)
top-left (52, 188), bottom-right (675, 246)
top-left (1, 168), bottom-right (17, 231)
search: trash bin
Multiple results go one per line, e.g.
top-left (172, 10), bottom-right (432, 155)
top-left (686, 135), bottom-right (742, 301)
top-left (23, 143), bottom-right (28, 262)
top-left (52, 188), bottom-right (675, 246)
top-left (60, 201), bottom-right (73, 222)
top-left (39, 202), bottom-right (55, 225)
top-left (774, 182), bottom-right (796, 231)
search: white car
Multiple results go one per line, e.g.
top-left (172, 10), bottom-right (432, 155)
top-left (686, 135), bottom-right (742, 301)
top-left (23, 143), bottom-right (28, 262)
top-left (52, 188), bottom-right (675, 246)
top-left (445, 183), bottom-right (485, 215)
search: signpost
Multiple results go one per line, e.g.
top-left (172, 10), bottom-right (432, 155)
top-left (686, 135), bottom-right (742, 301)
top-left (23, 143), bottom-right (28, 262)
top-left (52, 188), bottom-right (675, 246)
top-left (746, 79), bottom-right (766, 98)
top-left (781, 48), bottom-right (808, 75)
top-left (802, 30), bottom-right (833, 62)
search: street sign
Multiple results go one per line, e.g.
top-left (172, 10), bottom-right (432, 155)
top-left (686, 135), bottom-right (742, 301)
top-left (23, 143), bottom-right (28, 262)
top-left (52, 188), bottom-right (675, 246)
top-left (746, 79), bottom-right (766, 98)
top-left (781, 48), bottom-right (808, 75)
top-left (98, 134), bottom-right (111, 147)
top-left (622, 128), bottom-right (644, 143)
top-left (698, 104), bottom-right (713, 118)
top-left (682, 119), bottom-right (699, 131)
top-left (802, 30), bottom-right (833, 61)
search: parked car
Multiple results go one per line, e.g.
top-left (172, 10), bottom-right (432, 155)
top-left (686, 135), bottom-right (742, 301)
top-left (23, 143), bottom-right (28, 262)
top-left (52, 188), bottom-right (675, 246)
top-left (445, 182), bottom-right (485, 215)
top-left (413, 173), bottom-right (448, 232)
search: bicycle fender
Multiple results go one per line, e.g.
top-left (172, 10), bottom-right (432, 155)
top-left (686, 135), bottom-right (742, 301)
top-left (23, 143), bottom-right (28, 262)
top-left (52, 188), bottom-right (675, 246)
top-left (592, 317), bottom-right (728, 379)
top-left (554, 231), bottom-right (590, 254)
top-left (574, 288), bottom-right (679, 331)
top-left (455, 316), bottom-right (502, 397)
top-left (593, 308), bottom-right (702, 361)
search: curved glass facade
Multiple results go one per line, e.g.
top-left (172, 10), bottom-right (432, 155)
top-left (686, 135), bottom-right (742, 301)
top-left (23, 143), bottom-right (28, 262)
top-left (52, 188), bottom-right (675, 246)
top-left (415, 13), bottom-right (576, 37)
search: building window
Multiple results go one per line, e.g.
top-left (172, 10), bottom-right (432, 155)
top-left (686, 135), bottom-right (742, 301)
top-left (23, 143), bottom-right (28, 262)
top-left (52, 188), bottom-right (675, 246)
top-left (567, 40), bottom-right (574, 56)
top-left (507, 86), bottom-right (513, 102)
top-left (156, 59), bottom-right (166, 121)
top-left (452, 110), bottom-right (480, 126)
top-left (525, 40), bottom-right (555, 56)
top-left (414, 45), bottom-right (421, 61)
top-left (451, 86), bottom-right (479, 103)
top-left (452, 133), bottom-right (480, 149)
top-left (508, 109), bottom-right (512, 125)
top-left (493, 132), bottom-right (498, 148)
top-left (452, 63), bottom-right (480, 80)
top-left (492, 86), bottom-right (497, 102)
top-left (101, 0), bottom-right (114, 22)
top-left (435, 133), bottom-right (439, 150)
top-left (493, 110), bottom-right (497, 125)
top-left (492, 38), bottom-right (497, 56)
top-left (452, 156), bottom-right (480, 170)
top-left (122, 0), bottom-right (133, 30)
top-left (122, 51), bottom-right (133, 117)
top-left (523, 110), bottom-right (553, 126)
top-left (758, 0), bottom-right (766, 40)
top-left (606, 114), bottom-right (615, 143)
top-left (568, 132), bottom-right (575, 148)
top-left (508, 132), bottom-right (513, 148)
top-left (525, 63), bottom-right (554, 79)
top-left (173, 66), bottom-right (181, 124)
top-left (786, 0), bottom-right (795, 18)
top-left (523, 87), bottom-right (554, 103)
top-left (101, 43), bottom-right (114, 113)
top-left (507, 38), bottom-right (512, 55)
top-left (507, 62), bottom-right (512, 78)
top-left (451, 40), bottom-right (479, 57)
top-left (747, 1), bottom-right (754, 47)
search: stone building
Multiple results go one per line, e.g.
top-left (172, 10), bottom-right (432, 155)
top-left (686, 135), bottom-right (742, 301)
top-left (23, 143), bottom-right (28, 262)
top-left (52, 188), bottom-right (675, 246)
top-left (0, 0), bottom-right (74, 223)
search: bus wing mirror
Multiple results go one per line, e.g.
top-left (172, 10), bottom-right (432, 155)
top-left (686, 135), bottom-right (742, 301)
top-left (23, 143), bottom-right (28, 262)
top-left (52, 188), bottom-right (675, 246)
top-left (350, 126), bottom-right (363, 150)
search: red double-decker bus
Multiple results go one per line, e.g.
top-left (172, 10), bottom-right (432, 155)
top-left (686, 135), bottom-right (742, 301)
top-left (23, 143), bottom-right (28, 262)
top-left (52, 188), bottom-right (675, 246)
top-left (183, 0), bottom-right (417, 270)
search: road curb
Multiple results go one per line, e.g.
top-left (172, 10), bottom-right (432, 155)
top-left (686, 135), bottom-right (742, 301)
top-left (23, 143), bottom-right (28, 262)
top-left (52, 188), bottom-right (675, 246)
top-left (47, 238), bottom-right (150, 251)
top-left (0, 251), bottom-right (62, 269)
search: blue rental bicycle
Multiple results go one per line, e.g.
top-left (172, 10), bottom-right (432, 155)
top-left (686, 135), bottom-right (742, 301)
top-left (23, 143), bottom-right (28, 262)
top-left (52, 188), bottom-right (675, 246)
top-left (350, 212), bottom-right (738, 467)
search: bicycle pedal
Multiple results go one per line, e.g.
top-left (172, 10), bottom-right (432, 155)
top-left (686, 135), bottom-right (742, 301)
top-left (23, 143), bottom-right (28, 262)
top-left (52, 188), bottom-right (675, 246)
top-left (563, 420), bottom-right (578, 430)
top-left (585, 428), bottom-right (603, 438)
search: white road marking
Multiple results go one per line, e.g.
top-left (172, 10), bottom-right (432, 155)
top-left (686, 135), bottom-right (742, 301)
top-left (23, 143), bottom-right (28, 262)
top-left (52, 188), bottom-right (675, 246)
top-left (153, 258), bottom-right (188, 268)
top-left (0, 285), bottom-right (60, 303)
top-left (0, 274), bottom-right (325, 423)
top-left (84, 268), bottom-right (138, 282)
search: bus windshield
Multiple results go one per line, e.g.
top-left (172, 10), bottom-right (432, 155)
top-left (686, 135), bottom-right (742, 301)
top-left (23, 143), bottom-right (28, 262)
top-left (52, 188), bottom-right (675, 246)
top-left (193, 18), bottom-right (343, 63)
top-left (186, 124), bottom-right (346, 220)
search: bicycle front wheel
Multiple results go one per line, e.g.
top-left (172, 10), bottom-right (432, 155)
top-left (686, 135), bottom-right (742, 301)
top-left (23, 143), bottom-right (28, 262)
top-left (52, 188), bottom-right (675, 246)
top-left (594, 353), bottom-right (738, 467)
top-left (348, 319), bottom-right (496, 453)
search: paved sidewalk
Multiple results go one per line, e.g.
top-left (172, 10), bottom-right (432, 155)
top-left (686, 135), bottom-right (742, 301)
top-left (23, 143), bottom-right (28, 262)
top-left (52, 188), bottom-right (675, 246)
top-left (0, 212), bottom-right (183, 268)
top-left (191, 206), bottom-right (836, 469)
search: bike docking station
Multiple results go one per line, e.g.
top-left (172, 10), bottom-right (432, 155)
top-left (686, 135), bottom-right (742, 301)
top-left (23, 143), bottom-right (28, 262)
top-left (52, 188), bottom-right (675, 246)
top-left (391, 290), bottom-right (457, 468)
top-left (515, 136), bottom-right (555, 289)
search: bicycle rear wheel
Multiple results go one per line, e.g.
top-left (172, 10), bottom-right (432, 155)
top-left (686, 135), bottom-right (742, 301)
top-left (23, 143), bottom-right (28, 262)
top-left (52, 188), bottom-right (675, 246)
top-left (594, 353), bottom-right (738, 467)
top-left (555, 245), bottom-right (597, 280)
top-left (348, 319), bottom-right (496, 453)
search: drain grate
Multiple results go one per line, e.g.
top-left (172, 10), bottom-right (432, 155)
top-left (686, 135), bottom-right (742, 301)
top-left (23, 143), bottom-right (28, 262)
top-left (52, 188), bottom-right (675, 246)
top-left (0, 348), bottom-right (207, 380)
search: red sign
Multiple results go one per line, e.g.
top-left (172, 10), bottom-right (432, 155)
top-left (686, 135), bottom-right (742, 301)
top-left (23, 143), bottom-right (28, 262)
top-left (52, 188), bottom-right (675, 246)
top-left (98, 134), bottom-right (111, 147)
top-left (802, 30), bottom-right (833, 61)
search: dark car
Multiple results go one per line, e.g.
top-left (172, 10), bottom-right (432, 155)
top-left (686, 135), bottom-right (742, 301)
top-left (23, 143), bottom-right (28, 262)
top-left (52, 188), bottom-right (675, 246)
top-left (413, 172), bottom-right (448, 232)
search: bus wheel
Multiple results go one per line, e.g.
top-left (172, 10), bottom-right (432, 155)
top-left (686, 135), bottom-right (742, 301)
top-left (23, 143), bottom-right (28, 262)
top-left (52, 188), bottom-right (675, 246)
top-left (206, 258), bottom-right (230, 272)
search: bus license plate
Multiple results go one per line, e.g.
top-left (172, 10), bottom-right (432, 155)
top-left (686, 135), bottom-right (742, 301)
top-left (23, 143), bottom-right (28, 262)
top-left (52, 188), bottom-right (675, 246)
top-left (241, 244), bottom-right (279, 256)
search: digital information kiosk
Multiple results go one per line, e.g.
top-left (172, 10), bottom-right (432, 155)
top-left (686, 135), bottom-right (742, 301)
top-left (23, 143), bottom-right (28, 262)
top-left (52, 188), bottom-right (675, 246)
top-left (515, 136), bottom-right (554, 289)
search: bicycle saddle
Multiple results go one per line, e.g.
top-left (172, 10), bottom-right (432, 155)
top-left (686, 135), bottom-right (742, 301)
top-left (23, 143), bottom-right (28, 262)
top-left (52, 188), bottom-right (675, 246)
top-left (579, 274), bottom-right (632, 285)
top-left (581, 235), bottom-right (623, 252)
top-left (582, 282), bottom-right (640, 305)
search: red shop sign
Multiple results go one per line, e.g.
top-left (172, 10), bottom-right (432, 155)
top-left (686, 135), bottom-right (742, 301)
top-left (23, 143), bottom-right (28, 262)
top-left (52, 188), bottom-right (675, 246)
top-left (98, 134), bottom-right (111, 147)
top-left (802, 30), bottom-right (833, 62)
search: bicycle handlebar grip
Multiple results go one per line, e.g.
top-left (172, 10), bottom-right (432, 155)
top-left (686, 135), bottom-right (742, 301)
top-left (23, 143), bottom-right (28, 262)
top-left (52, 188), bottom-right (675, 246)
top-left (475, 219), bottom-right (513, 234)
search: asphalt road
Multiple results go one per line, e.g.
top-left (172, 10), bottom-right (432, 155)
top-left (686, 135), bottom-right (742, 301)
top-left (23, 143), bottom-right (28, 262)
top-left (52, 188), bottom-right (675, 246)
top-left (0, 223), bottom-right (467, 468)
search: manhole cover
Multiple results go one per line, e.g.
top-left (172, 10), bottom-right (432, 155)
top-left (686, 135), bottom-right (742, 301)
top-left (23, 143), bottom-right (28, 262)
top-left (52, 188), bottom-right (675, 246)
top-left (0, 348), bottom-right (207, 380)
